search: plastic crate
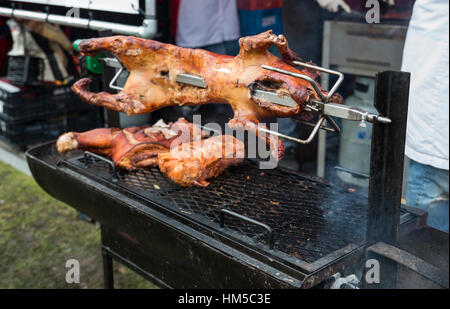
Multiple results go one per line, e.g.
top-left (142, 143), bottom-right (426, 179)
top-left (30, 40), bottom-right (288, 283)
top-left (0, 79), bottom-right (53, 104)
top-left (238, 8), bottom-right (284, 37)
top-left (237, 0), bottom-right (283, 10)
top-left (0, 109), bottom-right (101, 146)
top-left (0, 80), bottom-right (93, 122)
top-left (6, 56), bottom-right (44, 86)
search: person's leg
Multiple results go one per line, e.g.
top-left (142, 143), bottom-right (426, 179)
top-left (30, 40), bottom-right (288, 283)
top-left (201, 42), bottom-right (226, 54)
top-left (406, 159), bottom-right (449, 232)
top-left (426, 168), bottom-right (449, 232)
top-left (223, 40), bottom-right (240, 56)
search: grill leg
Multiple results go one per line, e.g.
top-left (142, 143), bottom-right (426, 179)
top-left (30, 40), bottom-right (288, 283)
top-left (365, 71), bottom-right (410, 288)
top-left (102, 248), bottom-right (114, 289)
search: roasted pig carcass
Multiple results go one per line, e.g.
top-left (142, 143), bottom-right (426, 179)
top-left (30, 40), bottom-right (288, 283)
top-left (56, 118), bottom-right (209, 169)
top-left (157, 135), bottom-right (245, 187)
top-left (71, 30), bottom-right (342, 161)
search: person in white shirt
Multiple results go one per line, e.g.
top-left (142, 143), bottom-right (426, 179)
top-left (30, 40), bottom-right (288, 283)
top-left (176, 0), bottom-right (240, 55)
top-left (401, 0), bottom-right (449, 232)
top-left (172, 0), bottom-right (240, 123)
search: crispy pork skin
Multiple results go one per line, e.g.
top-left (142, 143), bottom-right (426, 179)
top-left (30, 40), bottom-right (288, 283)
top-left (56, 118), bottom-right (208, 170)
top-left (157, 135), bottom-right (245, 187)
top-left (71, 30), bottom-right (342, 161)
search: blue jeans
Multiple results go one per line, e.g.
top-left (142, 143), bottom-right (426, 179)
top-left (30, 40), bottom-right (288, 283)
top-left (406, 159), bottom-right (449, 233)
top-left (202, 40), bottom-right (239, 56)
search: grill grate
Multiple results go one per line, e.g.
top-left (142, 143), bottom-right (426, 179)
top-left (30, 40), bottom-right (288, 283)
top-left (67, 155), bottom-right (368, 263)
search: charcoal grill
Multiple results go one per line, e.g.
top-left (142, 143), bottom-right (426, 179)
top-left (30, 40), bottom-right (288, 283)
top-left (26, 71), bottom-right (431, 288)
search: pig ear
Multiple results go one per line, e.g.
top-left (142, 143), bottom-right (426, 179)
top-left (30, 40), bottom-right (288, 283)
top-left (273, 34), bottom-right (301, 65)
top-left (301, 61), bottom-right (321, 80)
top-left (278, 46), bottom-right (301, 65)
top-left (269, 34), bottom-right (322, 81)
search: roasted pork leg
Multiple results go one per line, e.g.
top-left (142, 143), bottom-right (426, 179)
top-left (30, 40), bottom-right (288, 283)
top-left (56, 118), bottom-right (208, 170)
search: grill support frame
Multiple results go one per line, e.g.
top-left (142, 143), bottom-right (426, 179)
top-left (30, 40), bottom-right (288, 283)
top-left (365, 71), bottom-right (411, 288)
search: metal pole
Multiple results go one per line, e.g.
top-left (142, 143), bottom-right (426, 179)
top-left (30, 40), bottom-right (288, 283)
top-left (365, 71), bottom-right (410, 288)
top-left (0, 6), bottom-right (157, 38)
top-left (100, 224), bottom-right (115, 289)
top-left (102, 248), bottom-right (115, 289)
top-left (317, 21), bottom-right (331, 178)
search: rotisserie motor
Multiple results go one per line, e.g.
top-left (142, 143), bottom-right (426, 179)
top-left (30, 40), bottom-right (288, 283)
top-left (56, 118), bottom-right (209, 170)
top-left (157, 135), bottom-right (245, 187)
top-left (71, 30), bottom-right (342, 161)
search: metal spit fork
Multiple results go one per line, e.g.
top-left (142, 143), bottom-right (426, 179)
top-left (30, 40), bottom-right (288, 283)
top-left (258, 61), bottom-right (391, 145)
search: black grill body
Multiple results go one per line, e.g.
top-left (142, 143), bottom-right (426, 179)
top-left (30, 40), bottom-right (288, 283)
top-left (26, 142), bottom-right (423, 288)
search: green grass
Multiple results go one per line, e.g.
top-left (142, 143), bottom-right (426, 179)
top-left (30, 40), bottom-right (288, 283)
top-left (0, 161), bottom-right (157, 289)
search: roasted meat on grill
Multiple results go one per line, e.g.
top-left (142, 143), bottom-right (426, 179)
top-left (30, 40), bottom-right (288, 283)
top-left (71, 30), bottom-right (342, 161)
top-left (56, 118), bottom-right (208, 169)
top-left (157, 135), bottom-right (245, 187)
